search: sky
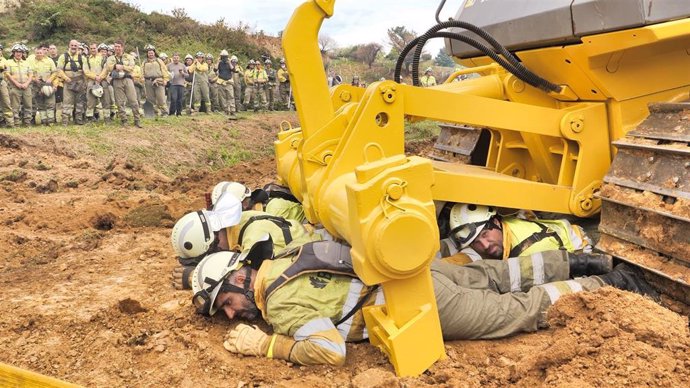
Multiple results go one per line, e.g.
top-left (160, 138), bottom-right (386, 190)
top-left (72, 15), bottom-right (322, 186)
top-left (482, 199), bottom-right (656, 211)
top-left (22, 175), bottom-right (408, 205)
top-left (127, 0), bottom-right (450, 55)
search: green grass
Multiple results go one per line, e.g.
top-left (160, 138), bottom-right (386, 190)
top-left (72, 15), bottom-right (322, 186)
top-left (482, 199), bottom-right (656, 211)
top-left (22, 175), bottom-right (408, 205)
top-left (404, 119), bottom-right (440, 142)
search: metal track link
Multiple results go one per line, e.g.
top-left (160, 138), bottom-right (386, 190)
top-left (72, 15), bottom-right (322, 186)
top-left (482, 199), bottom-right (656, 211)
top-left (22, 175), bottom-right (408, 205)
top-left (597, 102), bottom-right (690, 301)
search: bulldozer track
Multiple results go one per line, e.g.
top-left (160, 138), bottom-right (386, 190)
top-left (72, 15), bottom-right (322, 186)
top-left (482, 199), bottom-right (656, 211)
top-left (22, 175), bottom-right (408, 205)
top-left (597, 102), bottom-right (690, 304)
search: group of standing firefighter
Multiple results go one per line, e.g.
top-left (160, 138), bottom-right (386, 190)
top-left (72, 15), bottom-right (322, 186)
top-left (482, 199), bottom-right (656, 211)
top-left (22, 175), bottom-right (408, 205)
top-left (0, 40), bottom-right (293, 128)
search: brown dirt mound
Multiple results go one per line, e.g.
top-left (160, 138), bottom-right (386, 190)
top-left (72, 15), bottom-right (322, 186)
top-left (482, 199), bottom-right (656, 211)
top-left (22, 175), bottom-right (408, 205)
top-left (1, 114), bottom-right (689, 387)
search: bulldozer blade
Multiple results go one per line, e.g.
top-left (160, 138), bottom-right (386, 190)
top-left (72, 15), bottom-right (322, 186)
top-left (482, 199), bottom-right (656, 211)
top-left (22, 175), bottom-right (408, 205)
top-left (597, 102), bottom-right (690, 303)
top-left (429, 123), bottom-right (482, 163)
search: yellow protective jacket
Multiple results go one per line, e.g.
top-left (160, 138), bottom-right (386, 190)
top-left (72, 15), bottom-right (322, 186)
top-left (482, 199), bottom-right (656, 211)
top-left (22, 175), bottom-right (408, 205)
top-left (4, 58), bottom-right (33, 85)
top-left (265, 198), bottom-right (306, 223)
top-left (100, 53), bottom-right (137, 79)
top-left (84, 54), bottom-right (107, 81)
top-left (188, 60), bottom-right (210, 81)
top-left (420, 75), bottom-right (436, 87)
top-left (277, 67), bottom-right (289, 83)
top-left (253, 242), bottom-right (383, 366)
top-left (142, 57), bottom-right (170, 82)
top-left (30, 57), bottom-right (57, 85)
top-left (56, 52), bottom-right (87, 80)
top-left (501, 217), bottom-right (592, 259)
top-left (225, 210), bottom-right (319, 254)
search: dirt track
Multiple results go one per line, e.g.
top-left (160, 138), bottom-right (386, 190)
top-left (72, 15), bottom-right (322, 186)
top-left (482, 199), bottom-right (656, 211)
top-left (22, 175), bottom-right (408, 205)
top-left (0, 113), bottom-right (688, 387)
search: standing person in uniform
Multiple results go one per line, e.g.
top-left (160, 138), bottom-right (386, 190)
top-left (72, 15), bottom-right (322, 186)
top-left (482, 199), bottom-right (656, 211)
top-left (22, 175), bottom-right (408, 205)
top-left (100, 40), bottom-right (141, 128)
top-left (253, 60), bottom-right (269, 112)
top-left (142, 44), bottom-right (170, 118)
top-left (206, 54), bottom-right (220, 113)
top-left (277, 59), bottom-right (290, 111)
top-left (166, 53), bottom-right (187, 117)
top-left (0, 44), bottom-right (16, 127)
top-left (130, 52), bottom-right (145, 118)
top-left (229, 55), bottom-right (243, 111)
top-left (5, 44), bottom-right (33, 127)
top-left (183, 54), bottom-right (194, 114)
top-left (30, 44), bottom-right (58, 126)
top-left (216, 50), bottom-right (237, 119)
top-left (57, 40), bottom-right (88, 125)
top-left (420, 67), bottom-right (437, 87)
top-left (84, 43), bottom-right (112, 123)
top-left (242, 59), bottom-right (256, 111)
top-left (263, 59), bottom-right (277, 111)
top-left (188, 51), bottom-right (211, 114)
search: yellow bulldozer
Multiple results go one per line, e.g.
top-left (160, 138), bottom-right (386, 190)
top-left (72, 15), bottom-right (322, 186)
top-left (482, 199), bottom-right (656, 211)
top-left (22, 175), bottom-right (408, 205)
top-left (276, 0), bottom-right (690, 377)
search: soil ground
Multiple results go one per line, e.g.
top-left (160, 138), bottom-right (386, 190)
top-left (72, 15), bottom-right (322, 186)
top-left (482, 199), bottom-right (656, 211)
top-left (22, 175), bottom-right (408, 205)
top-left (0, 113), bottom-right (688, 387)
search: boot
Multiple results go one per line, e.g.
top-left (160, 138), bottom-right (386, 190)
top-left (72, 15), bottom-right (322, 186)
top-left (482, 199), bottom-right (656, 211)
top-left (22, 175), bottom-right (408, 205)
top-left (75, 115), bottom-right (84, 125)
top-left (228, 112), bottom-right (238, 120)
top-left (62, 116), bottom-right (69, 127)
top-left (134, 119), bottom-right (143, 129)
top-left (569, 252), bottom-right (613, 277)
top-left (121, 119), bottom-right (128, 127)
top-left (597, 263), bottom-right (660, 300)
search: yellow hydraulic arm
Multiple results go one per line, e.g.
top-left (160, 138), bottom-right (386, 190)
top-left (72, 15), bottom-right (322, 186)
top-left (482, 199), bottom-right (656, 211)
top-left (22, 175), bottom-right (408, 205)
top-left (278, 0), bottom-right (690, 376)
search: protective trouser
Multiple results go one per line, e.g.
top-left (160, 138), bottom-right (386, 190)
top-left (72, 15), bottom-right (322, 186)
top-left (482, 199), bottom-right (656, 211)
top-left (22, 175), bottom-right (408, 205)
top-left (9, 84), bottom-right (33, 125)
top-left (209, 82), bottom-right (220, 112)
top-left (144, 79), bottom-right (167, 116)
top-left (232, 72), bottom-right (243, 110)
top-left (432, 250), bottom-right (603, 340)
top-left (62, 77), bottom-right (86, 123)
top-left (33, 88), bottom-right (56, 124)
top-left (266, 82), bottom-right (275, 110)
top-left (112, 78), bottom-right (140, 123)
top-left (245, 83), bottom-right (267, 111)
top-left (242, 82), bottom-right (255, 109)
top-left (279, 82), bottom-right (290, 110)
top-left (86, 80), bottom-right (112, 120)
top-left (217, 82), bottom-right (236, 114)
top-left (169, 85), bottom-right (184, 116)
top-left (192, 77), bottom-right (210, 112)
top-left (184, 84), bottom-right (192, 113)
top-left (0, 80), bottom-right (13, 126)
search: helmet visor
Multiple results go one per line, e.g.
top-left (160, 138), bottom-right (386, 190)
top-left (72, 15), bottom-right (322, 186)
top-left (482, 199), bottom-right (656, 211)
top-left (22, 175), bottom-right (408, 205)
top-left (450, 220), bottom-right (489, 249)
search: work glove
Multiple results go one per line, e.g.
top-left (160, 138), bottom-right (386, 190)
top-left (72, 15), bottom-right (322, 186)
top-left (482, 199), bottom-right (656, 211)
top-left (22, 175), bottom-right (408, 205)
top-left (171, 265), bottom-right (195, 290)
top-left (223, 324), bottom-right (270, 357)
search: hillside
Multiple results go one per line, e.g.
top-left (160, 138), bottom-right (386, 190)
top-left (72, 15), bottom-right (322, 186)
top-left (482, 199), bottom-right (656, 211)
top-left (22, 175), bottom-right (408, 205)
top-left (0, 0), bottom-right (282, 61)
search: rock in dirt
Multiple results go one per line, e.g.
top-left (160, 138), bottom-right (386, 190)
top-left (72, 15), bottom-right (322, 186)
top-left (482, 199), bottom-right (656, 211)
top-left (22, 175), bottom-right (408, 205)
top-left (351, 368), bottom-right (400, 388)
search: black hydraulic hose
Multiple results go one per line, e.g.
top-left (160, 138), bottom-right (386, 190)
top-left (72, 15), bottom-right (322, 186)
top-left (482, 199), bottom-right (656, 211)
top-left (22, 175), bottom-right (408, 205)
top-left (435, 0), bottom-right (449, 24)
top-left (410, 21), bottom-right (561, 92)
top-left (395, 32), bottom-right (532, 88)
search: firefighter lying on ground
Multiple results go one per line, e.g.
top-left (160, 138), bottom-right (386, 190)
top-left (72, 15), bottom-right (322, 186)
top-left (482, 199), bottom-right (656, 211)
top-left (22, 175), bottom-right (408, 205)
top-left (189, 235), bottom-right (657, 367)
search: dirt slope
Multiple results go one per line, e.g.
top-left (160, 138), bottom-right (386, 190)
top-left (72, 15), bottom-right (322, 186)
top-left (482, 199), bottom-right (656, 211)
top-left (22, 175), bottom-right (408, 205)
top-left (0, 114), bottom-right (688, 387)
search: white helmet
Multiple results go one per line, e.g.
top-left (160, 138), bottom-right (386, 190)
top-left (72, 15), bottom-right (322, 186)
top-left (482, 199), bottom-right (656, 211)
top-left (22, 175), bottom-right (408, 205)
top-left (171, 199), bottom-right (242, 259)
top-left (230, 55), bottom-right (238, 62)
top-left (159, 52), bottom-right (168, 59)
top-left (424, 67), bottom-right (433, 73)
top-left (220, 49), bottom-right (229, 56)
top-left (211, 181), bottom-right (250, 206)
top-left (185, 54), bottom-right (193, 60)
top-left (41, 85), bottom-right (54, 97)
top-left (91, 84), bottom-right (104, 98)
top-left (191, 251), bottom-right (243, 316)
top-left (448, 203), bottom-right (497, 249)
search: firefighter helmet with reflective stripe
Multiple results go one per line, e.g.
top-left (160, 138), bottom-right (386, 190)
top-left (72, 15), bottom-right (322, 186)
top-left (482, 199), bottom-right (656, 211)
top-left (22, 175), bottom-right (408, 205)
top-left (206, 53), bottom-right (213, 60)
top-left (91, 84), bottom-right (104, 98)
top-left (195, 51), bottom-right (204, 58)
top-left (449, 203), bottom-right (497, 249)
top-left (191, 251), bottom-right (243, 316)
top-left (144, 44), bottom-right (156, 52)
top-left (41, 85), bottom-right (54, 97)
top-left (220, 49), bottom-right (229, 56)
top-left (230, 55), bottom-right (238, 62)
top-left (171, 210), bottom-right (217, 260)
top-left (159, 52), bottom-right (168, 59)
top-left (211, 181), bottom-right (251, 206)
top-left (97, 43), bottom-right (108, 51)
top-left (185, 54), bottom-right (193, 60)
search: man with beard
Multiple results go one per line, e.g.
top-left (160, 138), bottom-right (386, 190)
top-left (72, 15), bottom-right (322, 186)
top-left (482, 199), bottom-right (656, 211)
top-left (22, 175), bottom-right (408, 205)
top-left (57, 40), bottom-right (87, 125)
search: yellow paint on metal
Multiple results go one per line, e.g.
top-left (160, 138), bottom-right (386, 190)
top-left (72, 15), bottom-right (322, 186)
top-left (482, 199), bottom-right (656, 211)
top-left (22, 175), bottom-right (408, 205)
top-left (277, 0), bottom-right (690, 376)
top-left (0, 362), bottom-right (82, 387)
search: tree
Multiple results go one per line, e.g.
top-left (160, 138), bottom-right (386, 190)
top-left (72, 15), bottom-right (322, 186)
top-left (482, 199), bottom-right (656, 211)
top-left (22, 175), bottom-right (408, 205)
top-left (319, 34), bottom-right (337, 70)
top-left (435, 48), bottom-right (455, 67)
top-left (387, 26), bottom-right (423, 75)
top-left (353, 43), bottom-right (383, 68)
